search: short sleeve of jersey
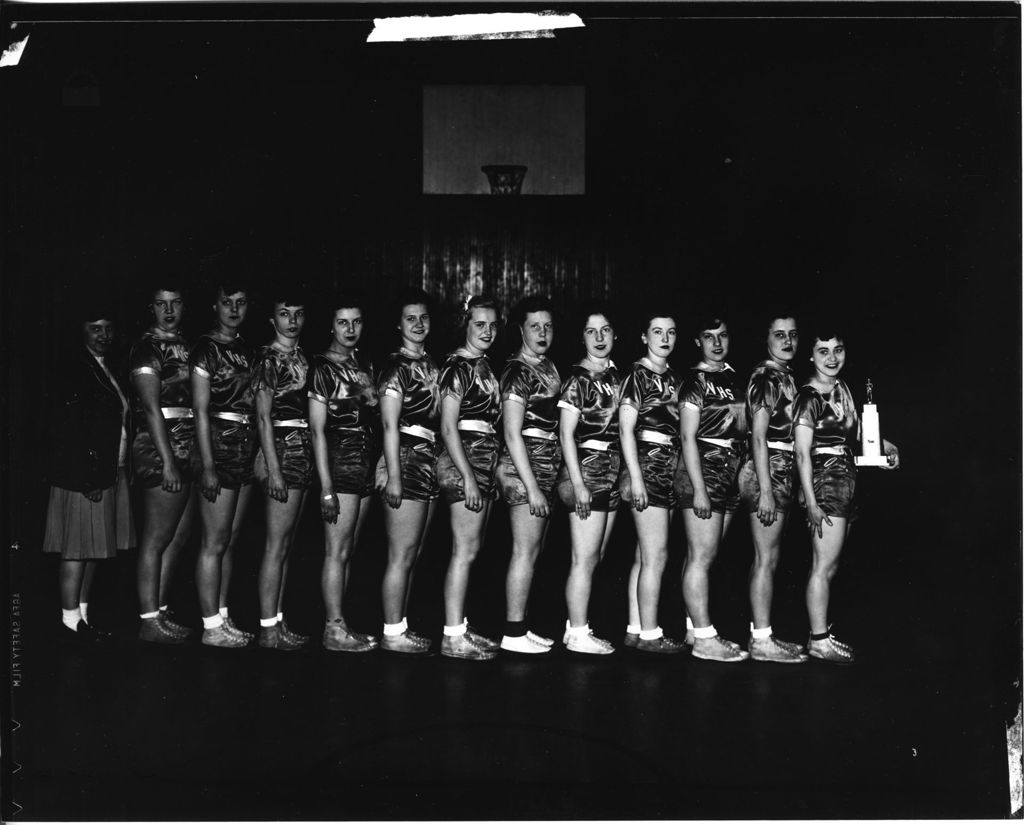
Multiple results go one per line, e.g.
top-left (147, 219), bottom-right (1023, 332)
top-left (250, 349), bottom-right (279, 396)
top-left (308, 358), bottom-right (335, 404)
top-left (747, 372), bottom-right (779, 415)
top-left (618, 368), bottom-right (646, 410)
top-left (794, 387), bottom-right (824, 428)
top-left (377, 359), bottom-right (408, 400)
top-left (558, 373), bottom-right (585, 413)
top-left (439, 359), bottom-right (470, 402)
top-left (129, 339), bottom-right (161, 377)
top-left (500, 361), bottom-right (531, 405)
top-left (188, 337), bottom-right (218, 379)
top-left (678, 372), bottom-right (705, 410)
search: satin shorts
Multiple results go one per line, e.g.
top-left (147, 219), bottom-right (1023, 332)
top-left (621, 441), bottom-right (678, 511)
top-left (496, 436), bottom-right (562, 507)
top-left (437, 432), bottom-right (500, 504)
top-left (557, 446), bottom-right (622, 512)
top-left (675, 443), bottom-right (742, 514)
top-left (132, 421), bottom-right (194, 488)
top-left (738, 449), bottom-right (795, 513)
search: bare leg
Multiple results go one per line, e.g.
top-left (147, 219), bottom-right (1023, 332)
top-left (217, 483), bottom-right (254, 611)
top-left (443, 500), bottom-right (490, 627)
top-left (806, 518), bottom-right (849, 634)
top-left (504, 504), bottom-right (549, 622)
top-left (158, 489), bottom-right (196, 608)
top-left (681, 509), bottom-right (727, 628)
top-left (627, 542), bottom-right (642, 627)
top-left (749, 511), bottom-right (787, 629)
top-left (80, 560), bottom-right (98, 607)
top-left (403, 499), bottom-right (438, 617)
top-left (258, 490), bottom-right (305, 621)
top-left (137, 484), bottom-right (193, 614)
top-left (59, 560), bottom-right (87, 611)
top-left (381, 499), bottom-right (430, 625)
top-left (196, 487), bottom-right (241, 618)
top-left (566, 510), bottom-right (610, 627)
top-left (632, 506), bottom-right (671, 630)
top-left (322, 493), bottom-right (366, 621)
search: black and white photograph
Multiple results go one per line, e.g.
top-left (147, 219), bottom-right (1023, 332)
top-left (1, 1), bottom-right (1021, 820)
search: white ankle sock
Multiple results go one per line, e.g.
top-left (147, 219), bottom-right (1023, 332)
top-left (383, 618), bottom-right (408, 637)
top-left (566, 622), bottom-right (589, 636)
top-left (443, 621), bottom-right (468, 637)
top-left (685, 616), bottom-right (695, 631)
top-left (277, 612), bottom-right (284, 623)
top-left (626, 623), bottom-right (641, 635)
top-left (639, 627), bottom-right (663, 641)
top-left (219, 607), bottom-right (229, 618)
top-left (159, 605), bottom-right (169, 613)
top-left (750, 624), bottom-right (772, 640)
top-left (62, 607), bottom-right (82, 630)
top-left (203, 615), bottom-right (224, 630)
top-left (693, 625), bottom-right (717, 639)
top-left (260, 617), bottom-right (278, 628)
top-left (140, 611), bottom-right (159, 620)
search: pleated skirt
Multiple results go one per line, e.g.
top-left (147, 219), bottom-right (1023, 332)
top-left (42, 468), bottom-right (135, 560)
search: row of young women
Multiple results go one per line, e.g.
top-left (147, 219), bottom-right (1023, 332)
top-left (120, 282), bottom-right (898, 664)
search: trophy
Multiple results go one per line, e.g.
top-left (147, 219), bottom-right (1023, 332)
top-left (855, 379), bottom-right (889, 467)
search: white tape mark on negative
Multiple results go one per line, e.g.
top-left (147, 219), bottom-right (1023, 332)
top-left (0, 34), bottom-right (29, 68)
top-left (1010, 700), bottom-right (1023, 816)
top-left (367, 12), bottom-right (584, 43)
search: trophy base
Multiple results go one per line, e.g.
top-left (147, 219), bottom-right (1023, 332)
top-left (855, 455), bottom-right (890, 467)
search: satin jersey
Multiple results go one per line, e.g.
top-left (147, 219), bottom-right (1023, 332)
top-left (251, 343), bottom-right (309, 421)
top-left (558, 360), bottom-right (622, 443)
top-left (378, 350), bottom-right (441, 432)
top-left (500, 354), bottom-right (562, 433)
top-left (439, 349), bottom-right (501, 425)
top-left (189, 334), bottom-right (255, 415)
top-left (619, 359), bottom-right (681, 437)
top-left (746, 360), bottom-right (797, 443)
top-left (794, 379), bottom-right (858, 450)
top-left (308, 352), bottom-right (378, 431)
top-left (128, 330), bottom-right (191, 419)
top-left (679, 363), bottom-right (747, 441)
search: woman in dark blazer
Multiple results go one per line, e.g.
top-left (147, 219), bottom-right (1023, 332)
top-left (43, 303), bottom-right (135, 641)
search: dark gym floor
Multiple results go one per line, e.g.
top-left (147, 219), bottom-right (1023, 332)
top-left (6, 464), bottom-right (1016, 821)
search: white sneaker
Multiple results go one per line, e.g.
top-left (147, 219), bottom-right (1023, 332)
top-left (565, 629), bottom-right (614, 655)
top-left (526, 630), bottom-right (554, 647)
top-left (500, 634), bottom-right (552, 654)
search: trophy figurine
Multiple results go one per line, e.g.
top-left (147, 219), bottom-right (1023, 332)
top-left (855, 378), bottom-right (890, 467)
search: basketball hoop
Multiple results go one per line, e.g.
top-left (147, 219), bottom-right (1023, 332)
top-left (481, 165), bottom-right (527, 195)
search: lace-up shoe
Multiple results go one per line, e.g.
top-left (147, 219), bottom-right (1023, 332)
top-left (636, 635), bottom-right (687, 655)
top-left (158, 610), bottom-right (193, 638)
top-left (258, 624), bottom-right (303, 651)
top-left (749, 635), bottom-right (808, 663)
top-left (222, 616), bottom-right (254, 642)
top-left (808, 634), bottom-right (855, 664)
top-left (441, 633), bottom-right (496, 661)
top-left (202, 624), bottom-right (249, 648)
top-left (139, 616), bottom-right (186, 645)
top-left (692, 635), bottom-right (750, 662)
top-left (500, 634), bottom-right (552, 654)
top-left (525, 630), bottom-right (554, 647)
top-left (381, 630), bottom-right (432, 655)
top-left (466, 627), bottom-right (499, 652)
top-left (565, 629), bottom-right (615, 655)
top-left (323, 620), bottom-right (375, 653)
top-left (279, 620), bottom-right (309, 647)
